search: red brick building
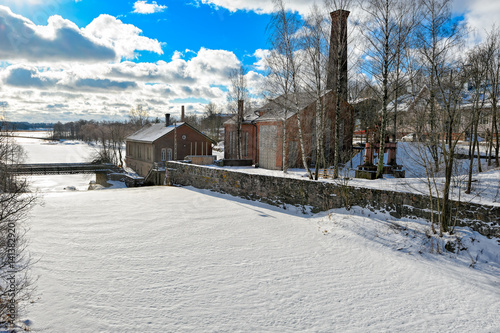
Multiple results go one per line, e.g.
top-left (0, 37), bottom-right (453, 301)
top-left (224, 92), bottom-right (353, 170)
top-left (223, 103), bottom-right (259, 163)
top-left (224, 9), bottom-right (354, 170)
top-left (126, 115), bottom-right (216, 177)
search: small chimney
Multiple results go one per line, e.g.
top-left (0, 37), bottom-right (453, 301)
top-left (165, 113), bottom-right (170, 127)
top-left (181, 105), bottom-right (185, 122)
top-left (238, 100), bottom-right (244, 120)
top-left (327, 9), bottom-right (349, 101)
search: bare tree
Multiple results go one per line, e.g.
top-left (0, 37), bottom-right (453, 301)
top-left (0, 132), bottom-right (36, 330)
top-left (129, 104), bottom-right (149, 129)
top-left (389, 0), bottom-right (420, 141)
top-left (202, 103), bottom-right (223, 142)
top-left (360, 0), bottom-right (413, 178)
top-left (302, 4), bottom-right (330, 179)
top-left (268, 0), bottom-right (312, 178)
top-left (413, 0), bottom-right (466, 234)
top-left (485, 27), bottom-right (500, 167)
top-left (227, 66), bottom-right (248, 160)
top-left (464, 47), bottom-right (490, 193)
top-left (264, 47), bottom-right (293, 173)
top-left (416, 0), bottom-right (463, 172)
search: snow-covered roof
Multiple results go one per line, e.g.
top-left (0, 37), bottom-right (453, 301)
top-left (127, 122), bottom-right (184, 143)
top-left (384, 86), bottom-right (430, 113)
top-left (224, 110), bottom-right (260, 125)
top-left (254, 91), bottom-right (329, 122)
top-left (224, 90), bottom-right (344, 124)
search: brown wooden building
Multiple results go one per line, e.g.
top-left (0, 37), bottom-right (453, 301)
top-left (126, 115), bottom-right (216, 177)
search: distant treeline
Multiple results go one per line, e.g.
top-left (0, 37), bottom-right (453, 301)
top-left (2, 121), bottom-right (54, 130)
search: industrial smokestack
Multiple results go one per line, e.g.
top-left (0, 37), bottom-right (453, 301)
top-left (165, 113), bottom-right (170, 127)
top-left (181, 105), bottom-right (185, 122)
top-left (327, 9), bottom-right (349, 101)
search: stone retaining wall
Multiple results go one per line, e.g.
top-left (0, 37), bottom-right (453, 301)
top-left (167, 162), bottom-right (500, 238)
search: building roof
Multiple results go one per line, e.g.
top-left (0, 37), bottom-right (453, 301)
top-left (127, 123), bottom-right (183, 142)
top-left (223, 109), bottom-right (260, 125)
top-left (255, 92), bottom-right (320, 121)
top-left (127, 122), bottom-right (217, 144)
top-left (224, 90), bottom-right (349, 125)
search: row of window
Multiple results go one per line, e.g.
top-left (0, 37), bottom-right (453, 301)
top-left (128, 143), bottom-right (153, 162)
top-left (130, 141), bottom-right (211, 162)
top-left (161, 148), bottom-right (173, 161)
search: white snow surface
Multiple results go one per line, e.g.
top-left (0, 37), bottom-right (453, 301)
top-left (26, 186), bottom-right (500, 332)
top-left (11, 134), bottom-right (500, 332)
top-left (15, 134), bottom-right (97, 164)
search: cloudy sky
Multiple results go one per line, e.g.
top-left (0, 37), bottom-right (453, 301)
top-left (0, 0), bottom-right (498, 123)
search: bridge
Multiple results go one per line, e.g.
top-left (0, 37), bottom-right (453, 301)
top-left (6, 163), bottom-right (122, 175)
top-left (5, 163), bottom-right (144, 187)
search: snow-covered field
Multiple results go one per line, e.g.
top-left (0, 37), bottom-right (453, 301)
top-left (12, 134), bottom-right (500, 332)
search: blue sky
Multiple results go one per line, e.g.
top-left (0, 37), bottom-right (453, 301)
top-left (0, 0), bottom-right (497, 123)
top-left (10, 0), bottom-right (272, 65)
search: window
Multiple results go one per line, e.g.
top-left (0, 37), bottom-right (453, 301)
top-left (161, 148), bottom-right (167, 161)
top-left (245, 131), bottom-right (249, 157)
top-left (167, 148), bottom-right (173, 161)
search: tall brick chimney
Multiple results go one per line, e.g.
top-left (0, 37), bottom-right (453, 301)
top-left (181, 105), bottom-right (185, 122)
top-left (165, 113), bottom-right (170, 127)
top-left (327, 9), bottom-right (349, 102)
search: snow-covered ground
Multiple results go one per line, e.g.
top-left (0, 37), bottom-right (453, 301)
top-left (12, 135), bottom-right (500, 332)
top-left (23, 185), bottom-right (500, 332)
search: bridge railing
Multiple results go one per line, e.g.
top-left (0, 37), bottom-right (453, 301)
top-left (6, 163), bottom-right (121, 175)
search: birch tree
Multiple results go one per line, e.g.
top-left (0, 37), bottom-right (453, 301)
top-left (360, 0), bottom-right (402, 178)
top-left (485, 27), bottom-right (500, 167)
top-left (302, 4), bottom-right (330, 179)
top-left (415, 0), bottom-right (466, 234)
top-left (268, 0), bottom-right (313, 178)
top-left (227, 66), bottom-right (248, 160)
top-left (464, 47), bottom-right (489, 193)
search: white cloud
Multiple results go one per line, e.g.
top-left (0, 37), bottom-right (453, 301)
top-left (458, 0), bottom-right (500, 44)
top-left (3, 65), bottom-right (58, 89)
top-left (172, 50), bottom-right (183, 60)
top-left (199, 0), bottom-right (313, 15)
top-left (132, 1), bottom-right (167, 14)
top-left (0, 7), bottom-right (163, 63)
top-left (0, 48), bottom-right (251, 122)
top-left (84, 14), bottom-right (163, 60)
top-left (0, 6), bottom-right (116, 63)
top-left (1, 0), bottom-right (46, 4)
top-left (253, 49), bottom-right (270, 72)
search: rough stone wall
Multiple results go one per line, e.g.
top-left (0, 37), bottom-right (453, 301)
top-left (167, 162), bottom-right (500, 238)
